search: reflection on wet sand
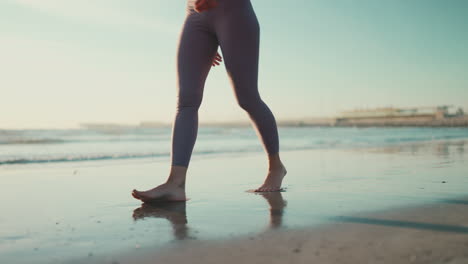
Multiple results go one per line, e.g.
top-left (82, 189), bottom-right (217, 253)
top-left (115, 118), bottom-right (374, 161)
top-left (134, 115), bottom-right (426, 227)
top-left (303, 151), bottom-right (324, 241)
top-left (356, 140), bottom-right (467, 171)
top-left (132, 192), bottom-right (288, 240)
top-left (364, 140), bottom-right (466, 158)
top-left (256, 192), bottom-right (287, 229)
top-left (133, 202), bottom-right (189, 240)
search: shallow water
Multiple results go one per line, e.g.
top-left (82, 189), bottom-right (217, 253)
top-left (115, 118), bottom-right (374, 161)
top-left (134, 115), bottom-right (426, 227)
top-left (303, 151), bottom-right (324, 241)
top-left (1, 126), bottom-right (468, 166)
top-left (0, 140), bottom-right (467, 263)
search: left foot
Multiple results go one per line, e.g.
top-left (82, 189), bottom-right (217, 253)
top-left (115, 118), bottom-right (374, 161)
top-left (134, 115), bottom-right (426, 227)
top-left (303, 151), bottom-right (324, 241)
top-left (132, 182), bottom-right (186, 203)
top-left (255, 165), bottom-right (287, 192)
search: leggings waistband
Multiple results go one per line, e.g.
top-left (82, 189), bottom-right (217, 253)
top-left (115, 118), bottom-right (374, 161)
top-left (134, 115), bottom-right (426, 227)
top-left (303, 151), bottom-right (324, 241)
top-left (186, 0), bottom-right (252, 11)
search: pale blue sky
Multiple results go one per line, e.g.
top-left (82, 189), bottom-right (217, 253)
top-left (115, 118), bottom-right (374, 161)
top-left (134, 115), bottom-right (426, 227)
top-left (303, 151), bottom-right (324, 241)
top-left (1, 0), bottom-right (467, 128)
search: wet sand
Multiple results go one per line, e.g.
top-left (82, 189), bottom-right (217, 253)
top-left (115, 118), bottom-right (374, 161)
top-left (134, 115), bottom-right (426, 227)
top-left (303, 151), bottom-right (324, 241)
top-left (90, 199), bottom-right (468, 264)
top-left (1, 140), bottom-right (467, 263)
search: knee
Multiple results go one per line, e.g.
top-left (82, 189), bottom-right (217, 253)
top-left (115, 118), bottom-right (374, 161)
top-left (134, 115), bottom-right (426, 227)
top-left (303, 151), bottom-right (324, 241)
top-left (237, 95), bottom-right (262, 112)
top-left (177, 92), bottom-right (202, 110)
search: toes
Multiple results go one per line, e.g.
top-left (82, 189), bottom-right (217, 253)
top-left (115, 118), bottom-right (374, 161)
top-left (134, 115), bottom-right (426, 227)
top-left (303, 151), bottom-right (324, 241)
top-left (132, 191), bottom-right (142, 200)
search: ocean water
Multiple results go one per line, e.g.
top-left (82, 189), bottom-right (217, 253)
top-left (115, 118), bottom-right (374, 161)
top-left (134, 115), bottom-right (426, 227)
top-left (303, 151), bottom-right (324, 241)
top-left (1, 126), bottom-right (468, 166)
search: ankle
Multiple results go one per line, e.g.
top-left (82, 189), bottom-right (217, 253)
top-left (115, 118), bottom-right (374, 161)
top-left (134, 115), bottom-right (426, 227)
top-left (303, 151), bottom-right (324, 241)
top-left (166, 180), bottom-right (185, 189)
top-left (268, 153), bottom-right (285, 171)
top-left (166, 174), bottom-right (186, 187)
top-left (167, 166), bottom-right (188, 187)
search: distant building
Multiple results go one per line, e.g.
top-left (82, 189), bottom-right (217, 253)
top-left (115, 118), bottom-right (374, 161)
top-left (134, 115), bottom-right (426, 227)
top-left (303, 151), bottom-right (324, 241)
top-left (335, 106), bottom-right (466, 126)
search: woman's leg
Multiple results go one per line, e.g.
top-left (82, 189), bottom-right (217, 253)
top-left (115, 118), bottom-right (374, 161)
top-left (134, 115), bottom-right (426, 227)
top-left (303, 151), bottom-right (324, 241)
top-left (133, 15), bottom-right (219, 202)
top-left (172, 17), bottom-right (219, 169)
top-left (215, 3), bottom-right (286, 191)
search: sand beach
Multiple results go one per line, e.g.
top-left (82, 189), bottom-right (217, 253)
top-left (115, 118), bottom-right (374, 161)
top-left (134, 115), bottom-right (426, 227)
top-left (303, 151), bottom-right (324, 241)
top-left (84, 199), bottom-right (468, 264)
top-left (1, 139), bottom-right (467, 264)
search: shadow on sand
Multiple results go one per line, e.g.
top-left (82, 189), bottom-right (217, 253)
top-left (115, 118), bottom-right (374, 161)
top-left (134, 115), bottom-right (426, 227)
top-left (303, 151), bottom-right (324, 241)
top-left (438, 198), bottom-right (468, 205)
top-left (331, 216), bottom-right (468, 234)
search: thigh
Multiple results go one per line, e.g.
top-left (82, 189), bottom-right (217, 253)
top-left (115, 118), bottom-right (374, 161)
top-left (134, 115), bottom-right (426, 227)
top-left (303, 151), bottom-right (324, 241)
top-left (215, 5), bottom-right (260, 99)
top-left (177, 16), bottom-right (219, 106)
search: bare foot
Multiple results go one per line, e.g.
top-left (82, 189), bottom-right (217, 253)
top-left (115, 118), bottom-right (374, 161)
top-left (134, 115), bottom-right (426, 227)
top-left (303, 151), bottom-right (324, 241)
top-left (255, 165), bottom-right (287, 192)
top-left (132, 182), bottom-right (187, 203)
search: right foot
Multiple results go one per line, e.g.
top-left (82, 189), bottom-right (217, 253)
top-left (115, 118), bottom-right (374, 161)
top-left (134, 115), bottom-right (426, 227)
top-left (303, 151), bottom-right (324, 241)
top-left (132, 182), bottom-right (187, 203)
top-left (255, 165), bottom-right (287, 192)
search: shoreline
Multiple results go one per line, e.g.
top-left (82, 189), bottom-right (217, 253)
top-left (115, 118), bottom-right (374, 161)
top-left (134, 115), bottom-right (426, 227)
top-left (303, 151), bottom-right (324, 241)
top-left (1, 137), bottom-right (467, 170)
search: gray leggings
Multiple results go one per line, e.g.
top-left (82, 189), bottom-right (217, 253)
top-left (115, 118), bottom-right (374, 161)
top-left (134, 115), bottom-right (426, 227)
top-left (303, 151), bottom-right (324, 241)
top-left (171, 0), bottom-right (279, 167)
